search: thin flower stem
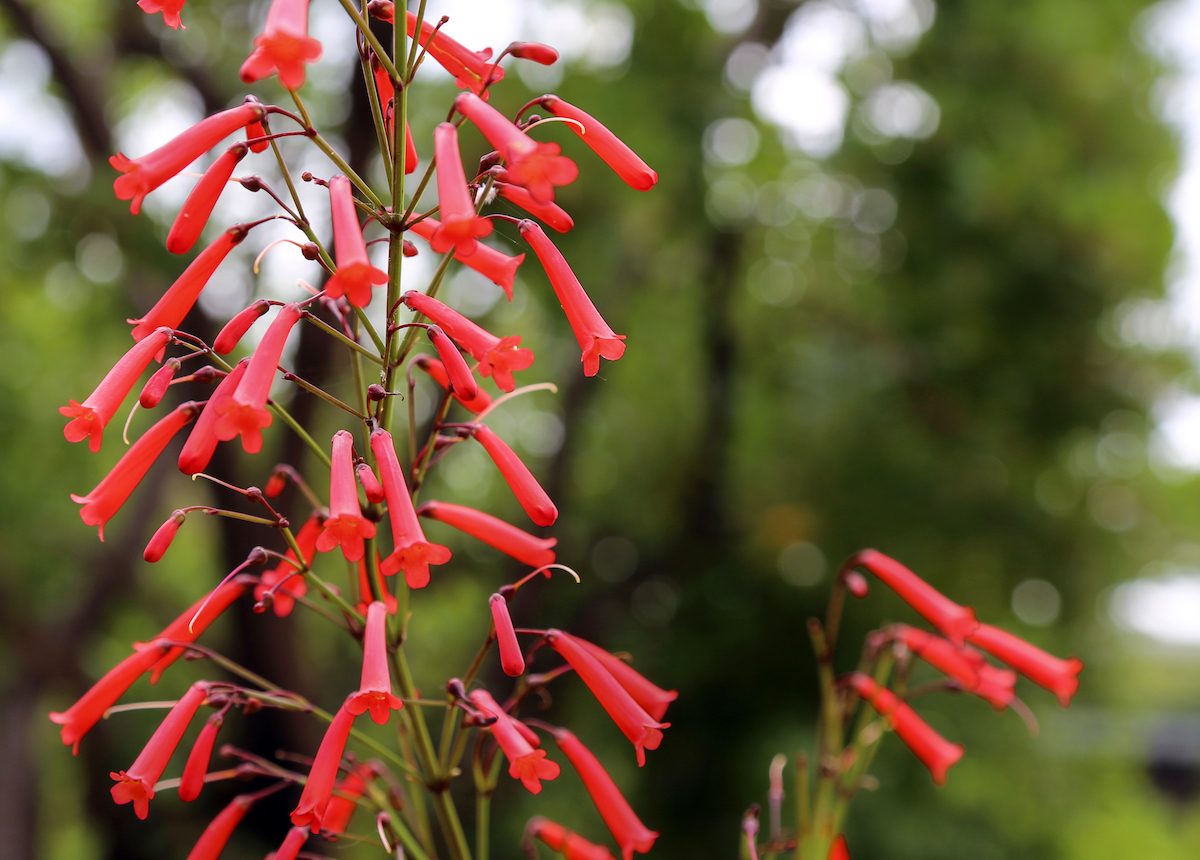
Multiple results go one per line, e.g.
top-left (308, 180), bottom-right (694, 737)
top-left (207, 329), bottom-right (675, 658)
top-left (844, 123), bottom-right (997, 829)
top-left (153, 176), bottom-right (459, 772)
top-left (404, 0), bottom-right (429, 72)
top-left (359, 35), bottom-right (394, 189)
top-left (303, 312), bottom-right (385, 365)
top-left (199, 507), bottom-right (280, 528)
top-left (104, 700), bottom-right (178, 716)
top-left (291, 90), bottom-right (386, 212)
top-left (474, 383), bottom-right (559, 421)
top-left (153, 768), bottom-right (242, 793)
top-left (284, 369), bottom-right (369, 419)
top-left (335, 0), bottom-right (403, 84)
top-left (307, 567), bottom-right (365, 622)
top-left (265, 134), bottom-right (308, 224)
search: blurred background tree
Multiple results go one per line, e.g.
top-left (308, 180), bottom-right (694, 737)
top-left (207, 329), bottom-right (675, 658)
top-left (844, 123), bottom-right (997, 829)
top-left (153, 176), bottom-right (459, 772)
top-left (1, 0), bottom-right (1199, 858)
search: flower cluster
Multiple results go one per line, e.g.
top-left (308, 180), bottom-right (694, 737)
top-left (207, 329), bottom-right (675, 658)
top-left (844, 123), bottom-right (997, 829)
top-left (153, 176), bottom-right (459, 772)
top-left (53, 2), bottom-right (667, 857)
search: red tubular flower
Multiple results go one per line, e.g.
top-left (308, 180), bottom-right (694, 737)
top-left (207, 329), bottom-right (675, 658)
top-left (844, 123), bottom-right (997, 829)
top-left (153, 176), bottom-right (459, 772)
top-left (547, 630), bottom-right (668, 766)
top-left (240, 0), bottom-right (323, 91)
top-left (255, 512), bottom-right (320, 616)
top-left (418, 500), bottom-right (555, 567)
top-left (469, 688), bottom-right (560, 793)
top-left (61, 326), bottom-right (173, 452)
top-left (245, 115), bottom-right (270, 153)
top-left (71, 402), bottom-right (197, 540)
top-left (966, 623), bottom-right (1083, 707)
top-left (215, 303), bottom-right (303, 454)
top-left (110, 682), bottom-right (209, 819)
top-left (129, 227), bottom-right (247, 342)
top-left (356, 462), bottom-right (385, 504)
top-left (111, 104), bottom-right (263, 214)
top-left (321, 763), bottom-right (375, 836)
top-left (529, 818), bottom-right (616, 860)
top-left (49, 642), bottom-right (167, 754)
top-left (213, 299), bottom-right (271, 355)
top-left (149, 577), bottom-right (251, 682)
top-left (270, 827), bottom-right (310, 860)
top-left (186, 794), bottom-right (254, 860)
top-left (355, 555), bottom-right (398, 616)
top-left (488, 593), bottom-right (525, 676)
top-left (469, 423), bottom-right (558, 527)
top-left (845, 672), bottom-right (964, 785)
top-left (431, 123), bottom-right (493, 255)
top-left (347, 601), bottom-right (404, 724)
top-left (326, 175), bottom-right (388, 306)
top-left (403, 290), bottom-right (534, 391)
top-left (178, 359), bottom-right (247, 475)
top-left (568, 634), bottom-right (677, 722)
top-left (179, 712), bottom-right (223, 802)
top-left (405, 10), bottom-right (504, 96)
top-left (144, 509), bottom-right (186, 563)
top-left (167, 144), bottom-right (248, 254)
top-left (847, 550), bottom-right (978, 645)
top-left (414, 356), bottom-right (493, 412)
top-left (137, 0), bottom-right (187, 29)
top-left (538, 96), bottom-right (658, 192)
top-left (138, 358), bottom-right (180, 408)
top-left (370, 429), bottom-right (452, 587)
top-left (495, 178), bottom-right (574, 233)
top-left (551, 727), bottom-right (658, 859)
top-left (291, 701), bottom-right (356, 832)
top-left (406, 217), bottom-right (523, 299)
top-left (427, 324), bottom-right (480, 402)
top-left (455, 92), bottom-right (578, 203)
top-left (316, 430), bottom-right (377, 562)
top-left (887, 624), bottom-right (1016, 711)
top-left (519, 220), bottom-right (626, 377)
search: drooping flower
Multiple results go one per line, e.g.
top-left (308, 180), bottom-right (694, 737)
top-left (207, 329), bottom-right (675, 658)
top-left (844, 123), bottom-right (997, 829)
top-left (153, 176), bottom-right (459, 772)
top-left (49, 642), bottom-right (168, 754)
top-left (110, 682), bottom-right (210, 819)
top-left (269, 827), bottom-right (310, 860)
top-left (845, 549), bottom-right (978, 645)
top-left (426, 324), bottom-right (480, 402)
top-left (844, 672), bottom-right (964, 785)
top-left (144, 509), bottom-right (187, 563)
top-left (403, 9), bottom-right (504, 96)
top-left (418, 500), bottom-right (555, 567)
top-left (178, 360), bottom-right (248, 475)
top-left (185, 794), bottom-right (254, 860)
top-left (567, 633), bottom-right (677, 721)
top-left (129, 227), bottom-right (248, 342)
top-left (255, 512), bottom-right (320, 616)
top-left (137, 0), bottom-right (187, 30)
top-left (488, 593), bottom-right (525, 676)
top-left (215, 303), bottom-right (303, 454)
top-left (414, 356), bottom-right (493, 412)
top-left (546, 630), bottom-right (667, 766)
top-left (291, 701), bottom-right (356, 832)
top-left (71, 402), bottom-right (197, 540)
top-left (179, 712), bottom-right (223, 802)
top-left (149, 577), bottom-right (252, 682)
top-left (468, 423), bottom-right (558, 526)
top-left (213, 299), bottom-right (271, 355)
top-left (551, 727), bottom-right (658, 859)
top-left (111, 104), bottom-right (263, 214)
top-left (321, 763), bottom-right (376, 837)
top-left (167, 144), bottom-right (248, 254)
top-left (469, 688), bottom-right (560, 793)
top-left (325, 175), bottom-right (388, 307)
top-left (356, 462), bottom-right (385, 504)
top-left (494, 175), bottom-right (574, 233)
top-left (538, 95), bottom-right (658, 191)
top-left (138, 358), bottom-right (180, 408)
top-left (966, 623), bottom-right (1083, 707)
top-left (316, 430), bottom-right (377, 562)
top-left (886, 624), bottom-right (1016, 710)
top-left (528, 817), bottom-right (616, 860)
top-left (406, 217), bottom-right (523, 298)
top-left (347, 601), bottom-right (404, 724)
top-left (519, 220), bottom-right (626, 377)
top-left (240, 0), bottom-right (323, 91)
top-left (402, 290), bottom-right (534, 391)
top-left (455, 92), bottom-right (578, 203)
top-left (431, 123), bottom-right (493, 255)
top-left (60, 326), bottom-right (173, 452)
top-left (370, 429), bottom-right (452, 587)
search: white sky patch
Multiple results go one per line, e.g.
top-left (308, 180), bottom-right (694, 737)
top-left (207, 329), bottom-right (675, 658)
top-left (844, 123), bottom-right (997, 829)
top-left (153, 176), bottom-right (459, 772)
top-left (1110, 570), bottom-right (1200, 646)
top-left (0, 41), bottom-right (84, 177)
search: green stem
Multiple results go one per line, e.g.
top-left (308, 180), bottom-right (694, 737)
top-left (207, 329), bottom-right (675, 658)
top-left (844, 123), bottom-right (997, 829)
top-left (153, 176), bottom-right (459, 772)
top-left (304, 313), bottom-right (384, 365)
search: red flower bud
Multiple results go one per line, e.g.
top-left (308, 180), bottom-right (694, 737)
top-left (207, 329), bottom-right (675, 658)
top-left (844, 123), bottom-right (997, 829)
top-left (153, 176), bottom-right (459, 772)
top-left (214, 300), bottom-right (271, 355)
top-left (270, 827), bottom-right (310, 860)
top-left (495, 177), bottom-right (574, 233)
top-left (887, 624), bottom-right (1016, 711)
top-left (469, 424), bottom-right (558, 526)
top-left (321, 763), bottom-right (376, 836)
top-left (427, 324), bottom-right (480, 402)
top-left (264, 468), bottom-right (288, 497)
top-left (356, 462), bottom-right (385, 503)
top-left (489, 593), bottom-right (525, 676)
top-left (509, 42), bottom-right (559, 65)
top-left (167, 144), bottom-right (248, 254)
top-left (414, 356), bottom-right (493, 412)
top-left (179, 712), bottom-right (223, 802)
top-left (139, 358), bottom-right (181, 408)
top-left (144, 510), bottom-right (187, 563)
top-left (539, 95), bottom-right (658, 191)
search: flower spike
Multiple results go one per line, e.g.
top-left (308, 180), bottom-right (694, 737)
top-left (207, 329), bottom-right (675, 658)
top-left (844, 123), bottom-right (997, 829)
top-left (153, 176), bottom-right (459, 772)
top-left (71, 402), bottom-right (197, 540)
top-left (347, 600), bottom-right (404, 724)
top-left (111, 104), bottom-right (263, 214)
top-left (326, 175), bottom-right (388, 307)
top-left (60, 326), bottom-right (173, 452)
top-left (470, 688), bottom-right (560, 793)
top-left (519, 220), bottom-right (626, 377)
top-left (317, 430), bottom-right (377, 562)
top-left (538, 95), bottom-right (658, 191)
top-left (370, 429), bottom-right (452, 587)
top-left (240, 0), bottom-right (323, 91)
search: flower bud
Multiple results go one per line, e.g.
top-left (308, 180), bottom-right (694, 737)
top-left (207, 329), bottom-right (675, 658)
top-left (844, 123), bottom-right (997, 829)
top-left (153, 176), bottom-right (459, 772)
top-left (139, 358), bottom-right (181, 408)
top-left (144, 510), bottom-right (187, 563)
